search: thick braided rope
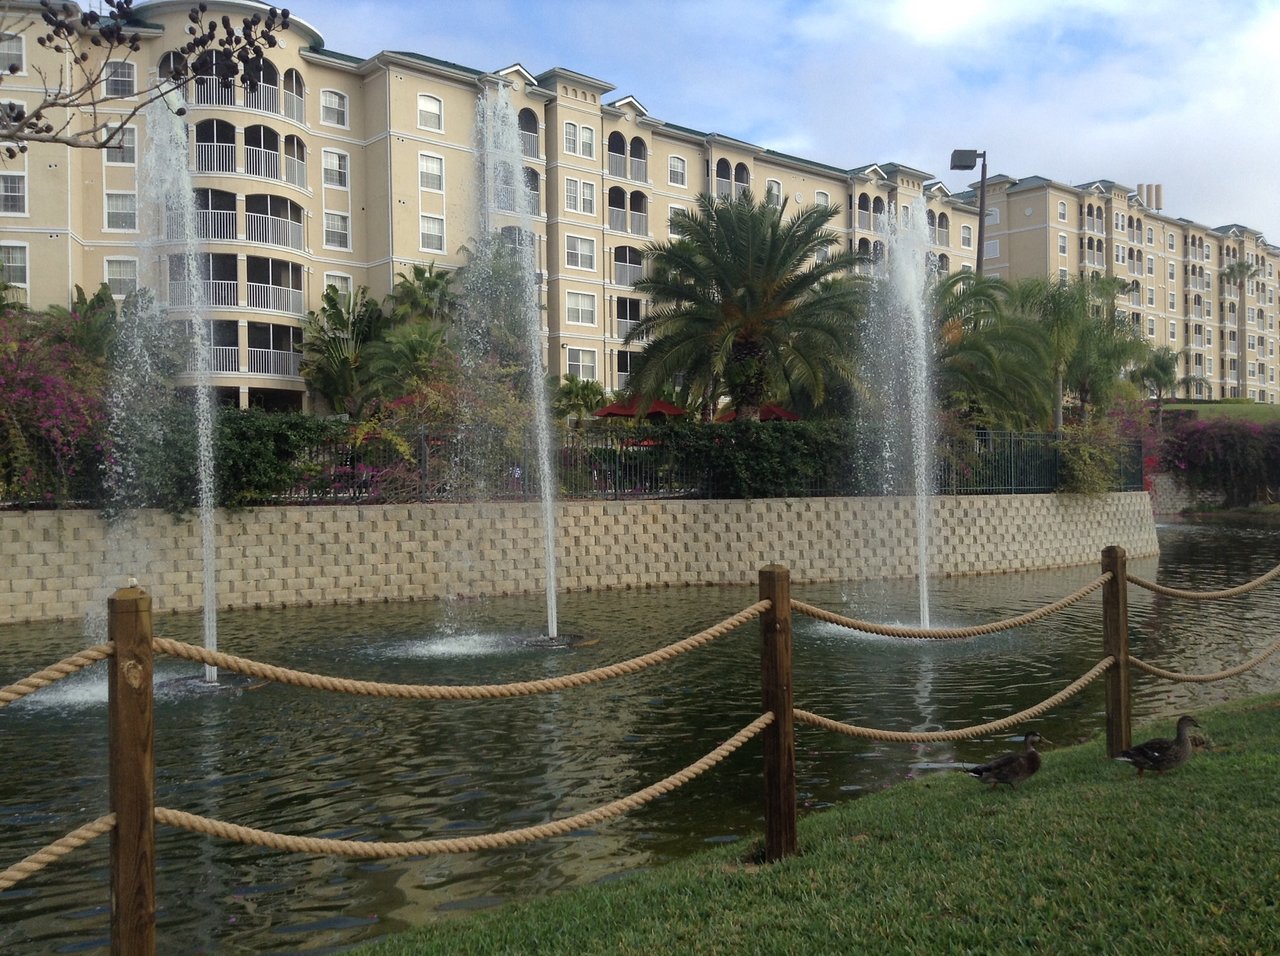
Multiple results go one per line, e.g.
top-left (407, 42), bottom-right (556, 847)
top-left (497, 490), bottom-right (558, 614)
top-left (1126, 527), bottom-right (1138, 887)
top-left (0, 814), bottom-right (116, 891)
top-left (1126, 562), bottom-right (1280, 600)
top-left (152, 600), bottom-right (768, 699)
top-left (792, 574), bottom-right (1110, 640)
top-left (1130, 637), bottom-right (1280, 683)
top-left (154, 712), bottom-right (773, 856)
top-left (794, 656), bottom-right (1114, 743)
top-left (0, 644), bottom-right (115, 708)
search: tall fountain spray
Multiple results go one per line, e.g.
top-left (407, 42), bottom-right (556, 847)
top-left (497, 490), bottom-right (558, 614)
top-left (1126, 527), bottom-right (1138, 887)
top-left (472, 84), bottom-right (559, 639)
top-left (121, 99), bottom-right (219, 679)
top-left (862, 198), bottom-right (936, 627)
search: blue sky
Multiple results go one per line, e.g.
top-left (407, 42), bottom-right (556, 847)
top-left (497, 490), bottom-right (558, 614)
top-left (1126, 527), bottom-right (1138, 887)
top-left (291, 0), bottom-right (1280, 238)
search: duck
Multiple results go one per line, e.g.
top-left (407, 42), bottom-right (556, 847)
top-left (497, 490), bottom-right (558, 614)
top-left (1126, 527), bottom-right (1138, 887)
top-left (1115, 715), bottom-right (1201, 778)
top-left (965, 732), bottom-right (1047, 790)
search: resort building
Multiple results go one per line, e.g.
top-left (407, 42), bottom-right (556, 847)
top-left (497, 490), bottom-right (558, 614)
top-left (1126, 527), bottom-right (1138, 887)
top-left (0, 0), bottom-right (1274, 407)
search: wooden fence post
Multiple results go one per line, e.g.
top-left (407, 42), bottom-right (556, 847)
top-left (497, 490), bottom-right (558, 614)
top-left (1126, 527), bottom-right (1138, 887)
top-left (108, 585), bottom-right (156, 956)
top-left (759, 564), bottom-right (796, 862)
top-left (1101, 546), bottom-right (1131, 758)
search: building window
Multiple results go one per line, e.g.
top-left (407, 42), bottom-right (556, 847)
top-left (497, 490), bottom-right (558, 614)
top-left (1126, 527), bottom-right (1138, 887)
top-left (985, 206), bottom-right (1000, 225)
top-left (1058, 267), bottom-right (1068, 281)
top-left (417, 93), bottom-right (442, 131)
top-left (105, 192), bottom-right (136, 230)
top-left (983, 239), bottom-right (999, 260)
top-left (1057, 200), bottom-right (1067, 222)
top-left (1168, 292), bottom-right (1176, 310)
top-left (105, 126), bottom-right (136, 165)
top-left (418, 153), bottom-right (443, 191)
top-left (565, 235), bottom-right (595, 270)
top-left (104, 61), bottom-right (135, 98)
top-left (1167, 233), bottom-right (1176, 251)
top-left (0, 243), bottom-right (27, 293)
top-left (765, 179), bottom-right (782, 206)
top-left (580, 126), bottom-right (594, 158)
top-left (1057, 233), bottom-right (1067, 256)
top-left (324, 211), bottom-right (350, 249)
top-left (1147, 286), bottom-right (1155, 306)
top-left (105, 258), bottom-right (138, 296)
top-left (960, 225), bottom-right (972, 249)
top-left (563, 122), bottom-right (578, 155)
top-left (1146, 227), bottom-right (1154, 244)
top-left (320, 90), bottom-right (348, 127)
top-left (0, 172), bottom-right (24, 214)
top-left (324, 272), bottom-right (353, 297)
top-left (1169, 320), bottom-right (1176, 341)
top-left (566, 347), bottom-right (596, 380)
top-left (564, 177), bottom-right (578, 212)
top-left (668, 156), bottom-right (687, 187)
top-left (419, 214), bottom-right (444, 252)
top-left (566, 291), bottom-right (596, 325)
top-left (815, 190), bottom-right (830, 207)
top-left (322, 150), bottom-right (348, 188)
top-left (0, 33), bottom-right (24, 74)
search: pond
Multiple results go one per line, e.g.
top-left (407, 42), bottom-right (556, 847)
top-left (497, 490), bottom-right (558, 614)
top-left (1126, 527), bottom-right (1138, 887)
top-left (1, 519), bottom-right (1277, 953)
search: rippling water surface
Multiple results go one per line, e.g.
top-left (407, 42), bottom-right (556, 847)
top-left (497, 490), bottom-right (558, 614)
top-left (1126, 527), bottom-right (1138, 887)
top-left (1, 519), bottom-right (1278, 953)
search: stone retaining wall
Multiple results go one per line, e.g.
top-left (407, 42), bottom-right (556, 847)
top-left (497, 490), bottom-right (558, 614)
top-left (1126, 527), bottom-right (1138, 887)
top-left (0, 492), bottom-right (1158, 625)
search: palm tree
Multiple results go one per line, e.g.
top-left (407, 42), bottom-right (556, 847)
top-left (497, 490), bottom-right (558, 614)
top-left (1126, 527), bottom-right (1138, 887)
top-left (931, 272), bottom-right (1050, 429)
top-left (1129, 346), bottom-right (1182, 432)
top-left (388, 262), bottom-right (454, 326)
top-left (300, 285), bottom-right (390, 417)
top-left (552, 374), bottom-right (605, 428)
top-left (1066, 306), bottom-right (1150, 423)
top-left (1007, 274), bottom-right (1128, 432)
top-left (628, 191), bottom-right (865, 421)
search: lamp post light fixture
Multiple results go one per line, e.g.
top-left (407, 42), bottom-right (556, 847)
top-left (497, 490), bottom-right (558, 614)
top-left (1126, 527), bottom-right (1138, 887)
top-left (950, 148), bottom-right (987, 277)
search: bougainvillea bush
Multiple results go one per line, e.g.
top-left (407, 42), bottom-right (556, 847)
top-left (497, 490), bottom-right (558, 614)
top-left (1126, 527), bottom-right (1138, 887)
top-left (1161, 417), bottom-right (1280, 508)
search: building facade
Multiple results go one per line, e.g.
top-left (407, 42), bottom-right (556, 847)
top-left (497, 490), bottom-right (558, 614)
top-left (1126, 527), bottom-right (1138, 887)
top-left (0, 0), bottom-right (1273, 409)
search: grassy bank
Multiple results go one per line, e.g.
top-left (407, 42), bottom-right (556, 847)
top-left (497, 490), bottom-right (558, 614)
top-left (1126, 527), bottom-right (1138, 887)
top-left (355, 694), bottom-right (1280, 955)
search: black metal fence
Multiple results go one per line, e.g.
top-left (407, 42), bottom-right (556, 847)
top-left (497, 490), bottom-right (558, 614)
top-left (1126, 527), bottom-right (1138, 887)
top-left (279, 427), bottom-right (1144, 505)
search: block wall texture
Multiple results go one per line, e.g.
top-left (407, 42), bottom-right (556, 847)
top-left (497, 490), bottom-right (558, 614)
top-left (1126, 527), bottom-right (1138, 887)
top-left (0, 492), bottom-right (1158, 624)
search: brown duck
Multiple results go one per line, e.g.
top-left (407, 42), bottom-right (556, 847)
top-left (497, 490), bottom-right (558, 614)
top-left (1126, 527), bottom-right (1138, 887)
top-left (1116, 715), bottom-right (1201, 778)
top-left (965, 732), bottom-right (1046, 790)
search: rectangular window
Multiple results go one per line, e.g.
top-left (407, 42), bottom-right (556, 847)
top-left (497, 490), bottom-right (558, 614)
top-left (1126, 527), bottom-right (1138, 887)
top-left (0, 173), bottom-right (24, 214)
top-left (983, 238), bottom-right (999, 260)
top-left (105, 192), bottom-right (136, 230)
top-left (1147, 316), bottom-right (1155, 336)
top-left (668, 156), bottom-right (687, 187)
top-left (567, 347), bottom-right (596, 381)
top-left (417, 94), bottom-right (442, 131)
top-left (1169, 321), bottom-right (1176, 341)
top-left (1146, 256), bottom-right (1154, 275)
top-left (322, 150), bottom-right (348, 188)
top-left (0, 34), bottom-right (23, 73)
top-left (0, 243), bottom-right (27, 287)
top-left (105, 126), bottom-right (136, 164)
top-left (1057, 201), bottom-right (1068, 222)
top-left (1057, 234), bottom-right (1068, 256)
top-left (104, 62), bottom-right (135, 98)
top-left (566, 291), bottom-right (596, 325)
top-left (324, 212), bottom-right (350, 249)
top-left (1058, 267), bottom-right (1068, 281)
top-left (563, 122), bottom-right (577, 154)
top-left (765, 180), bottom-right (782, 207)
top-left (580, 127), bottom-right (594, 158)
top-left (106, 258), bottom-right (137, 296)
top-left (565, 235), bottom-right (595, 270)
top-left (1114, 245), bottom-right (1124, 264)
top-left (960, 225), bottom-right (972, 249)
top-left (419, 215), bottom-right (444, 251)
top-left (320, 90), bottom-right (348, 127)
top-left (1168, 262), bottom-right (1175, 280)
top-left (419, 153), bottom-right (443, 191)
top-left (564, 177), bottom-right (579, 212)
top-left (580, 181), bottom-right (595, 215)
top-left (324, 273), bottom-right (353, 298)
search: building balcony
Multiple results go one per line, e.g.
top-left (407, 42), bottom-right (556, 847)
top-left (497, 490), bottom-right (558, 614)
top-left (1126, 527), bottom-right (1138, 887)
top-left (245, 146), bottom-right (281, 181)
top-left (210, 345), bottom-right (238, 372)
top-left (629, 157), bottom-right (647, 182)
top-left (630, 211), bottom-right (648, 236)
top-left (283, 156), bottom-right (307, 189)
top-left (247, 282), bottom-right (304, 315)
top-left (613, 263), bottom-right (644, 286)
top-left (283, 90), bottom-right (305, 123)
top-left (608, 207), bottom-right (626, 232)
top-left (169, 279), bottom-right (238, 308)
top-left (520, 130), bottom-right (538, 159)
top-left (195, 143), bottom-right (235, 174)
top-left (715, 177), bottom-right (732, 199)
top-left (191, 80), bottom-right (236, 108)
top-left (617, 318), bottom-right (639, 340)
top-left (243, 83), bottom-right (279, 115)
top-left (248, 347), bottom-right (301, 377)
top-left (608, 152), bottom-right (626, 178)
top-left (246, 212), bottom-right (304, 251)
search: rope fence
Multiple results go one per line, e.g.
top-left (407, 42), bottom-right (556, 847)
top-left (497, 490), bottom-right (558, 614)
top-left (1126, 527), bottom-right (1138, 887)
top-left (3, 547), bottom-right (1279, 954)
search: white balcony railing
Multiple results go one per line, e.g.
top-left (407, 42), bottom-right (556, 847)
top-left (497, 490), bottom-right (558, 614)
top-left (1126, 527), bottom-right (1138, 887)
top-left (283, 90), bottom-right (305, 123)
top-left (716, 178), bottom-right (732, 199)
top-left (283, 156), bottom-right (307, 188)
top-left (608, 207), bottom-right (626, 232)
top-left (195, 143), bottom-right (235, 173)
top-left (857, 210), bottom-right (871, 231)
top-left (614, 263), bottom-right (643, 286)
top-left (246, 282), bottom-right (303, 315)
top-left (248, 347), bottom-right (301, 377)
top-left (935, 227), bottom-right (950, 247)
top-left (210, 346), bottom-right (239, 372)
top-left (191, 80), bottom-right (235, 107)
top-left (629, 211), bottom-right (648, 236)
top-left (244, 146), bottom-right (281, 181)
top-left (617, 318), bottom-right (639, 339)
top-left (629, 157), bottom-right (647, 182)
top-left (169, 279), bottom-right (238, 308)
top-left (245, 212), bottom-right (304, 250)
top-left (193, 209), bottom-right (237, 240)
top-left (243, 83), bottom-right (279, 114)
top-left (607, 153), bottom-right (626, 177)
top-left (520, 130), bottom-right (538, 158)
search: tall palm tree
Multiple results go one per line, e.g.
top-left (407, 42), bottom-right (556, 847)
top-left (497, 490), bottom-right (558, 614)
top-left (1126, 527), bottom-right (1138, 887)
top-left (1066, 306), bottom-right (1150, 423)
top-left (931, 272), bottom-right (1050, 428)
top-left (388, 262), bottom-right (455, 326)
top-left (628, 191), bottom-right (865, 421)
top-left (1129, 346), bottom-right (1182, 432)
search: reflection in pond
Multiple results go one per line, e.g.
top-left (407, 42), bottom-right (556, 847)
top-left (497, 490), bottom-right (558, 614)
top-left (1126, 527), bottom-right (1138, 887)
top-left (0, 520), bottom-right (1276, 952)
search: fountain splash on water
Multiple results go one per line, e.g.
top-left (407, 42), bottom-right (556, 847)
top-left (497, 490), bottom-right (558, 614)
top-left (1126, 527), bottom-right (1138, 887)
top-left (98, 99), bottom-right (220, 679)
top-left (471, 83), bottom-right (559, 639)
top-left (861, 198), bottom-right (936, 627)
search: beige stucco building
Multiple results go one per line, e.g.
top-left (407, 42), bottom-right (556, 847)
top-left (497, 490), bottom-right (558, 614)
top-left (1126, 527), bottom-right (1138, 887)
top-left (1, 0), bottom-right (1274, 409)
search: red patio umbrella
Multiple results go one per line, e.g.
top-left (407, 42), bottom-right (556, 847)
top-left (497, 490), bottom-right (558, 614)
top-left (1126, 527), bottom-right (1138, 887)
top-left (594, 397), bottom-right (687, 419)
top-left (715, 404), bottom-right (800, 422)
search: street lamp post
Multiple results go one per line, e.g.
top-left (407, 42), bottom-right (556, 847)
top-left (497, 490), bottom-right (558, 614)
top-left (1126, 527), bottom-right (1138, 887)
top-left (950, 149), bottom-right (987, 277)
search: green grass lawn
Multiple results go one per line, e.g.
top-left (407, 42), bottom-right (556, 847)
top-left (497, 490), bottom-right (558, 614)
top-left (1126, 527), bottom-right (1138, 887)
top-left (354, 694), bottom-right (1280, 955)
top-left (1165, 401), bottom-right (1280, 424)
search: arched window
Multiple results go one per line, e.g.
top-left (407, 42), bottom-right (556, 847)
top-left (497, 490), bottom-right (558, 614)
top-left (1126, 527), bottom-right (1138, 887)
top-left (282, 69), bottom-right (304, 122)
top-left (629, 190), bottom-right (649, 235)
top-left (733, 162), bottom-right (750, 197)
top-left (607, 131), bottom-right (627, 177)
top-left (628, 137), bottom-right (648, 181)
top-left (715, 158), bottom-right (732, 198)
top-left (194, 119), bottom-right (236, 173)
top-left (523, 167), bottom-right (540, 214)
top-left (417, 93), bottom-right (443, 131)
top-left (517, 108), bottom-right (538, 158)
top-left (244, 125), bottom-right (280, 179)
